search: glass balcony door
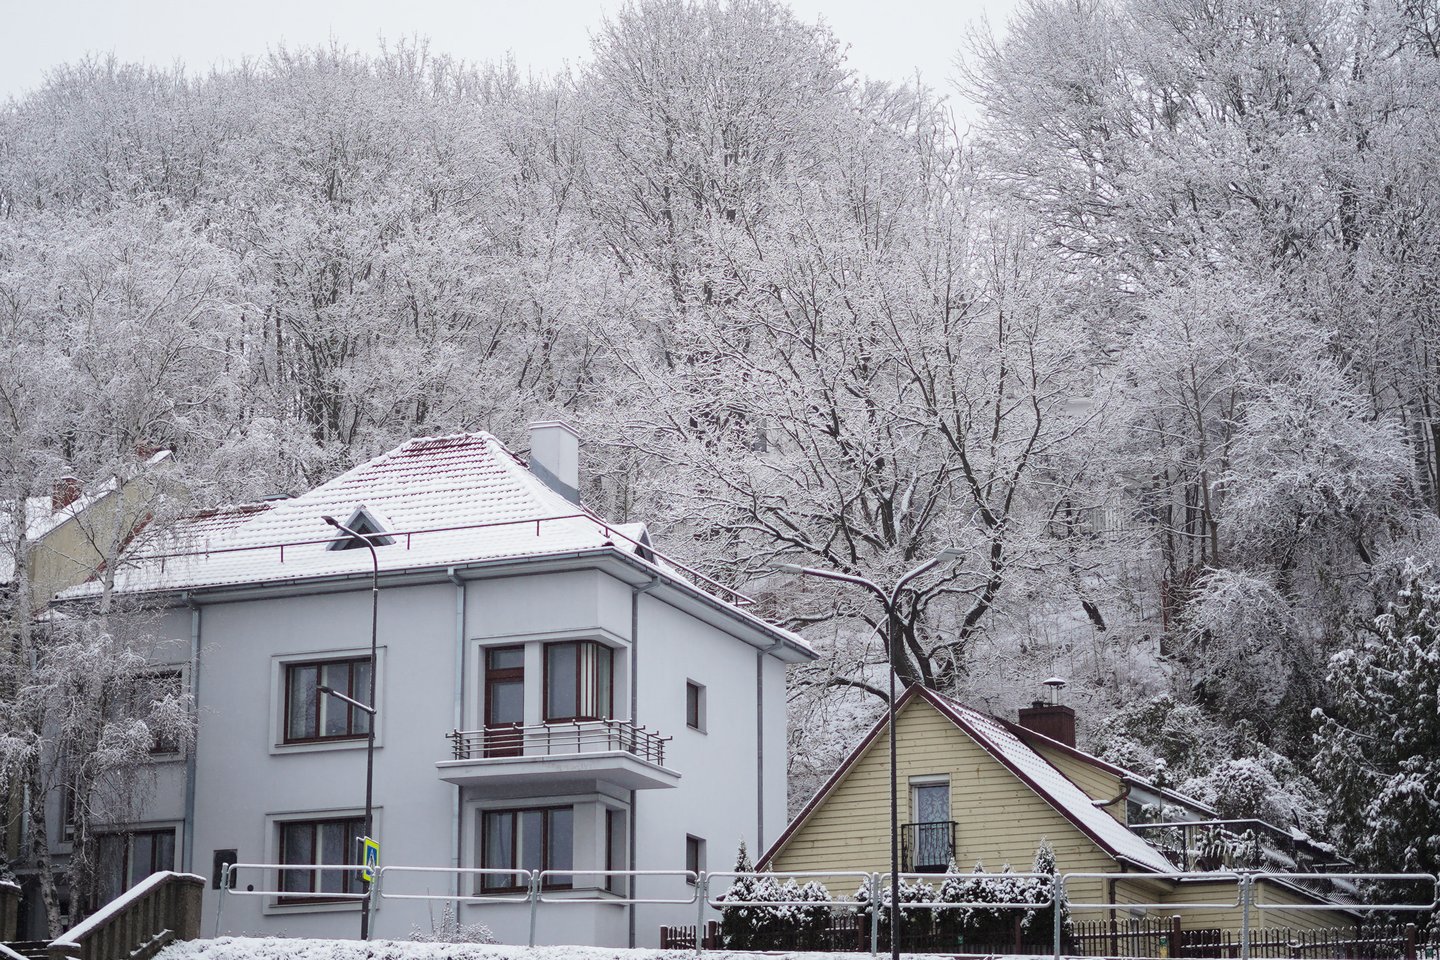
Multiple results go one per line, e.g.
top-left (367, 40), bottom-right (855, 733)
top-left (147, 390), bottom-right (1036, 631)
top-left (485, 646), bottom-right (525, 757)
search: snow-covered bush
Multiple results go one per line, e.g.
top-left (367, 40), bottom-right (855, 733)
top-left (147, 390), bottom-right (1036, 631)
top-left (407, 901), bottom-right (496, 944)
top-left (717, 841), bottom-right (835, 950)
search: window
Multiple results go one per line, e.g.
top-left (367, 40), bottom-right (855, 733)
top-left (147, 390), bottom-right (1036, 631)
top-left (484, 646), bottom-right (525, 757)
top-left (96, 828), bottom-right (177, 907)
top-left (326, 507), bottom-right (395, 551)
top-left (912, 781), bottom-right (950, 824)
top-left (278, 817), bottom-right (365, 901)
top-left (543, 641), bottom-right (612, 722)
top-left (284, 658), bottom-right (372, 743)
top-left (685, 680), bottom-right (706, 732)
top-left (907, 778), bottom-right (953, 873)
top-left (685, 835), bottom-right (705, 883)
top-left (605, 808), bottom-right (627, 896)
top-left (102, 669), bottom-right (186, 754)
top-left (480, 807), bottom-right (574, 892)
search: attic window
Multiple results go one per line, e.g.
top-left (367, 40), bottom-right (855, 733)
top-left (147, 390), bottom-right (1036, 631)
top-left (326, 508), bottom-right (395, 551)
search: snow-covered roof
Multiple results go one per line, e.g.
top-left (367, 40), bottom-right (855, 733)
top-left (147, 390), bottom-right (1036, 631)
top-left (0, 450), bottom-right (172, 583)
top-left (761, 685), bottom-right (1178, 873)
top-left (924, 690), bottom-right (1179, 873)
top-left (56, 432), bottom-right (810, 656)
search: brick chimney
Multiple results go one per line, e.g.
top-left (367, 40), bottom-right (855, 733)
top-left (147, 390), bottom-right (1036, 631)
top-left (528, 421), bottom-right (581, 504)
top-left (52, 476), bottom-right (83, 511)
top-left (1017, 677), bottom-right (1076, 747)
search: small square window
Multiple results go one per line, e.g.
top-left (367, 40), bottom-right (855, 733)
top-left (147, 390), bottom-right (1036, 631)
top-left (685, 835), bottom-right (705, 883)
top-left (685, 681), bottom-right (705, 732)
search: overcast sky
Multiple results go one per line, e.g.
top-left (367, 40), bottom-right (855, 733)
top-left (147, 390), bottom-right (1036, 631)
top-left (1, 0), bottom-right (1019, 102)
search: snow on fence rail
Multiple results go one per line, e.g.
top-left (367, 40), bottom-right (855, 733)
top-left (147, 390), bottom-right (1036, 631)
top-left (214, 862), bottom-right (1440, 958)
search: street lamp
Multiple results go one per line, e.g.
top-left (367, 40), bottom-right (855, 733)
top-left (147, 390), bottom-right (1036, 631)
top-left (321, 514), bottom-right (380, 941)
top-left (773, 549), bottom-right (962, 960)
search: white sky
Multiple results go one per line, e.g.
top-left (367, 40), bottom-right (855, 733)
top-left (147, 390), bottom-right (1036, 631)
top-left (1, 0), bottom-right (1018, 102)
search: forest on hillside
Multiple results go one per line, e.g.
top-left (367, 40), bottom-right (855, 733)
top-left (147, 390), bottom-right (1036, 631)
top-left (3, 0), bottom-right (1439, 889)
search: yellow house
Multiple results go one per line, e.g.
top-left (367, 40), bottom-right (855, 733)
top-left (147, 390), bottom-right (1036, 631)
top-left (759, 685), bottom-right (1358, 944)
top-left (1, 450), bottom-right (171, 614)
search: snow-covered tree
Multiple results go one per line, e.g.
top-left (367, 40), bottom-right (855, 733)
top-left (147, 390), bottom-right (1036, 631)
top-left (1313, 563), bottom-right (1440, 880)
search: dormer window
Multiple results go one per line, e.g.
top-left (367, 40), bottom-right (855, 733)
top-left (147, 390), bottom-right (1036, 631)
top-left (326, 507), bottom-right (395, 551)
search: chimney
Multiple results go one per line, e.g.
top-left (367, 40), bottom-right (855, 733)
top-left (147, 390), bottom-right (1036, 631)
top-left (528, 421), bottom-right (581, 504)
top-left (1017, 677), bottom-right (1076, 747)
top-left (52, 476), bottom-right (83, 511)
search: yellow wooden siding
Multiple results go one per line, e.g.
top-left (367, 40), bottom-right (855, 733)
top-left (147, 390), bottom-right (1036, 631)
top-left (1151, 880), bottom-right (1354, 932)
top-left (768, 698), bottom-right (1356, 934)
top-left (1030, 743), bottom-right (1127, 825)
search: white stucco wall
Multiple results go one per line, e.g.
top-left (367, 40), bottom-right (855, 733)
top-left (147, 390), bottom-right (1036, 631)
top-left (73, 560), bottom-right (795, 949)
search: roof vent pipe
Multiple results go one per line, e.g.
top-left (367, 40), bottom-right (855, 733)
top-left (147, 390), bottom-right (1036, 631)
top-left (528, 421), bottom-right (581, 505)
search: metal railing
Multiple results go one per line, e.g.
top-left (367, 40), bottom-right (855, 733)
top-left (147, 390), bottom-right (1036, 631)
top-left (134, 512), bottom-right (754, 606)
top-left (1129, 820), bottom-right (1352, 875)
top-left (447, 719), bottom-right (671, 766)
top-left (211, 861), bottom-right (1440, 958)
top-left (901, 821), bottom-right (956, 873)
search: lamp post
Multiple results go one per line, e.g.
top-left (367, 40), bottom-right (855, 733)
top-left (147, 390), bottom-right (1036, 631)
top-left (774, 549), bottom-right (961, 960)
top-left (321, 515), bottom-right (379, 940)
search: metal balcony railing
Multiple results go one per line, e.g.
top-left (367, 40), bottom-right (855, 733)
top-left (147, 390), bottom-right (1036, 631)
top-left (901, 820), bottom-right (957, 873)
top-left (448, 719), bottom-right (671, 766)
top-left (1129, 819), bottom-right (1353, 876)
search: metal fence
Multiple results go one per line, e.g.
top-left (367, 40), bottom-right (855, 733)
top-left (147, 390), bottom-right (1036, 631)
top-left (216, 862), bottom-right (1440, 957)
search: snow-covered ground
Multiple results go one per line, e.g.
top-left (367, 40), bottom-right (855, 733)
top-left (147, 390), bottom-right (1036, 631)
top-left (158, 937), bottom-right (993, 960)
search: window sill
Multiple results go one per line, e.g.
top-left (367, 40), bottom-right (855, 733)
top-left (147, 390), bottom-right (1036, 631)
top-left (262, 897), bottom-right (370, 916)
top-left (270, 738), bottom-right (375, 757)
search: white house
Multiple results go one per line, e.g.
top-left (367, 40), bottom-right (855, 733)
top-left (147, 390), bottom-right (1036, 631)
top-left (44, 423), bottom-right (813, 946)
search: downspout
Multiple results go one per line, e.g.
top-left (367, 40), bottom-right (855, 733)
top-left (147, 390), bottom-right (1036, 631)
top-left (755, 639), bottom-right (784, 851)
top-left (449, 569), bottom-right (466, 907)
top-left (182, 594), bottom-right (200, 873)
top-left (628, 577), bottom-right (658, 950)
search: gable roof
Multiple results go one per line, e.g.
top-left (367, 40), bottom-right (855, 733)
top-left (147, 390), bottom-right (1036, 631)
top-left (760, 684), bottom-right (1176, 874)
top-left (53, 432), bottom-right (813, 659)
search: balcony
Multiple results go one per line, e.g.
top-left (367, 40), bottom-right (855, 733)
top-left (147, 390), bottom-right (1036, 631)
top-left (435, 719), bottom-right (679, 796)
top-left (1128, 819), bottom-right (1351, 875)
top-left (902, 821), bottom-right (957, 873)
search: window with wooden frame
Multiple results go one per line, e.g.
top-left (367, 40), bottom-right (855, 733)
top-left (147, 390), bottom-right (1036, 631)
top-left (605, 808), bottom-right (627, 896)
top-left (102, 668), bottom-right (186, 754)
top-left (479, 807), bottom-right (574, 892)
top-left (685, 680), bottom-right (705, 732)
top-left (484, 646), bottom-right (525, 757)
top-left (95, 827), bottom-right (177, 908)
top-left (283, 658), bottom-right (372, 744)
top-left (685, 835), bottom-right (705, 884)
top-left (277, 816), bottom-right (366, 901)
top-left (543, 640), bottom-right (613, 722)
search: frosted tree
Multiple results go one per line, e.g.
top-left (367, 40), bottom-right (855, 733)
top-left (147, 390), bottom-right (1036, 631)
top-left (1313, 563), bottom-right (1440, 881)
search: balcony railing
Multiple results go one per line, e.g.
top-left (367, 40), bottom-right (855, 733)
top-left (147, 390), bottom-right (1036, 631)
top-left (1129, 819), bottom-right (1352, 876)
top-left (448, 719), bottom-right (671, 767)
top-left (901, 821), bottom-right (957, 873)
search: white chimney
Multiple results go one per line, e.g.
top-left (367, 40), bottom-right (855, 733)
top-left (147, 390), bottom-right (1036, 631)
top-left (528, 421), bottom-right (581, 504)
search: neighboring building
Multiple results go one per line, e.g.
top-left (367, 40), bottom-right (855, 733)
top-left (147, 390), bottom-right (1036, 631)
top-left (2, 450), bottom-right (172, 896)
top-left (38, 424), bottom-right (813, 946)
top-left (760, 684), bottom-right (1358, 939)
top-left (0, 450), bottom-right (172, 614)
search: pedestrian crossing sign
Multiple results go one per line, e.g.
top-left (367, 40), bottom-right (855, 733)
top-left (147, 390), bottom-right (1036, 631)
top-left (361, 836), bottom-right (379, 883)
